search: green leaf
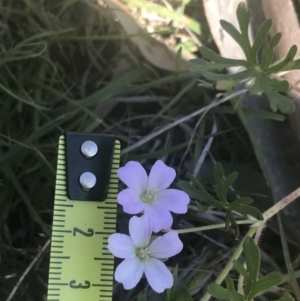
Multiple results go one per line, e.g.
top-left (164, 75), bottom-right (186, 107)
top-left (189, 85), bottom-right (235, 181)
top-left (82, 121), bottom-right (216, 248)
top-left (207, 279), bottom-right (243, 301)
top-left (236, 2), bottom-right (252, 62)
top-left (269, 32), bottom-right (282, 49)
top-left (199, 46), bottom-right (248, 67)
top-left (186, 173), bottom-right (221, 207)
top-left (234, 260), bottom-right (252, 296)
top-left (250, 74), bottom-right (265, 93)
top-left (225, 277), bottom-right (236, 294)
top-left (265, 89), bottom-right (295, 114)
top-left (230, 197), bottom-right (253, 206)
top-left (249, 271), bottom-right (283, 298)
top-left (232, 204), bottom-right (264, 220)
top-left (259, 33), bottom-right (281, 69)
top-left (220, 20), bottom-right (248, 59)
top-left (260, 38), bottom-right (275, 69)
top-left (190, 58), bottom-right (235, 71)
top-left (225, 278), bottom-right (244, 301)
top-left (177, 181), bottom-right (210, 203)
top-left (222, 171), bottom-right (238, 194)
top-left (207, 283), bottom-right (231, 300)
top-left (243, 237), bottom-right (261, 295)
top-left (178, 181), bottom-right (219, 208)
top-left (251, 75), bottom-right (289, 93)
top-left (201, 69), bottom-right (255, 81)
top-left (213, 163), bottom-right (226, 203)
top-left (250, 75), bottom-right (294, 114)
top-left (213, 163), bottom-right (224, 187)
top-left (233, 260), bottom-right (248, 280)
top-left (252, 19), bottom-right (273, 60)
top-left (264, 45), bottom-right (298, 74)
top-left (213, 165), bottom-right (238, 203)
top-left (266, 78), bottom-right (289, 92)
top-left (290, 59), bottom-right (300, 70)
top-left (236, 2), bottom-right (250, 36)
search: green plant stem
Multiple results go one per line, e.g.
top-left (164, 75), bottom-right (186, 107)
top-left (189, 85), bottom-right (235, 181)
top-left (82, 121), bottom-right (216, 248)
top-left (252, 187), bottom-right (300, 227)
top-left (200, 226), bottom-right (257, 301)
top-left (200, 186), bottom-right (300, 301)
top-left (175, 219), bottom-right (255, 234)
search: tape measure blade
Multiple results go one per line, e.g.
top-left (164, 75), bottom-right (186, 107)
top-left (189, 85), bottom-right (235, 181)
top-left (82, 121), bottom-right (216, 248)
top-left (47, 136), bottom-right (120, 301)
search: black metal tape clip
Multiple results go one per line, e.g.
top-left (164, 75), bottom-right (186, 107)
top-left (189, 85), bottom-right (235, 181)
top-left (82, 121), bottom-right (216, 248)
top-left (65, 132), bottom-right (115, 201)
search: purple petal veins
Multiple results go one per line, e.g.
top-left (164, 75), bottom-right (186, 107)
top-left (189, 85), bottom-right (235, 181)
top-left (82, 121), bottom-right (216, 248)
top-left (148, 231), bottom-right (183, 258)
top-left (107, 233), bottom-right (136, 259)
top-left (147, 160), bottom-right (176, 192)
top-left (155, 189), bottom-right (190, 214)
top-left (115, 257), bottom-right (144, 290)
top-left (117, 161), bottom-right (147, 193)
top-left (129, 215), bottom-right (152, 248)
top-left (117, 189), bottom-right (146, 214)
top-left (144, 258), bottom-right (174, 293)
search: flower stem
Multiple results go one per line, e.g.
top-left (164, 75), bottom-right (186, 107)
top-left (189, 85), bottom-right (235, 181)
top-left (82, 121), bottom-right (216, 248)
top-left (199, 186), bottom-right (300, 301)
top-left (200, 226), bottom-right (257, 301)
top-left (252, 187), bottom-right (300, 228)
top-left (176, 219), bottom-right (255, 234)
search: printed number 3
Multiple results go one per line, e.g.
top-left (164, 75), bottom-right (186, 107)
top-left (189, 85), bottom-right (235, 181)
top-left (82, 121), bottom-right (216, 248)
top-left (73, 227), bottom-right (94, 237)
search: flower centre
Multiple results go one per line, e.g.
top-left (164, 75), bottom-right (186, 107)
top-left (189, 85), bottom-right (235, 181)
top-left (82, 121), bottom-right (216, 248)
top-left (140, 191), bottom-right (156, 204)
top-left (136, 247), bottom-right (151, 261)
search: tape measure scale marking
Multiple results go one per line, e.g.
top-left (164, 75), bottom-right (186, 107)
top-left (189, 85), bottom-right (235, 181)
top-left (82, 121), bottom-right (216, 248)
top-left (47, 135), bottom-right (120, 301)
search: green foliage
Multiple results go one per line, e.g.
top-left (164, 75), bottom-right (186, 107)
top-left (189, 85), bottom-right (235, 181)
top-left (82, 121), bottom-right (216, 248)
top-left (178, 163), bottom-right (263, 236)
top-left (208, 237), bottom-right (284, 301)
top-left (165, 265), bottom-right (192, 301)
top-left (190, 1), bottom-right (300, 114)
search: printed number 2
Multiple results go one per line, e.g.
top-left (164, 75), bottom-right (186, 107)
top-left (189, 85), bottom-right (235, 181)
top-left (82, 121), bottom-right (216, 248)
top-left (73, 227), bottom-right (94, 237)
top-left (69, 280), bottom-right (91, 289)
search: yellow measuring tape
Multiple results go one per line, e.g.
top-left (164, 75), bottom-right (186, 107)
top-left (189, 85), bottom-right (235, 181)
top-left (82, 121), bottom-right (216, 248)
top-left (47, 135), bottom-right (120, 301)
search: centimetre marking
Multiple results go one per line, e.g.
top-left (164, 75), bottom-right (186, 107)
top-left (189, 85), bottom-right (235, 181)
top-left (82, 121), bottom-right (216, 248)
top-left (47, 138), bottom-right (119, 301)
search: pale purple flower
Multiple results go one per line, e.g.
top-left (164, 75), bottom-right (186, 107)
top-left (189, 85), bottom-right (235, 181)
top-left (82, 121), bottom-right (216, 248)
top-left (117, 160), bottom-right (190, 232)
top-left (107, 215), bottom-right (183, 293)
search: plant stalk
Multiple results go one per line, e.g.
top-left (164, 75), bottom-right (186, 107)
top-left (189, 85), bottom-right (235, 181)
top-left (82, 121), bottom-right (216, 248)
top-left (199, 186), bottom-right (300, 301)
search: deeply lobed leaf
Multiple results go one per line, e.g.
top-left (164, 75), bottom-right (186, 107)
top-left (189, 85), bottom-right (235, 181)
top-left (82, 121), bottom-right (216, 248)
top-left (189, 1), bottom-right (300, 115)
top-left (252, 19), bottom-right (273, 63)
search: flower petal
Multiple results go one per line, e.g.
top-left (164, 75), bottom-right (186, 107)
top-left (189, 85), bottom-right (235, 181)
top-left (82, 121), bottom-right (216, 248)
top-left (107, 233), bottom-right (136, 258)
top-left (147, 160), bottom-right (176, 192)
top-left (117, 188), bottom-right (146, 214)
top-left (144, 205), bottom-right (173, 233)
top-left (118, 161), bottom-right (147, 193)
top-left (144, 258), bottom-right (173, 293)
top-left (155, 189), bottom-right (190, 214)
top-left (129, 215), bottom-right (152, 248)
top-left (148, 231), bottom-right (183, 258)
top-left (115, 257), bottom-right (144, 290)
